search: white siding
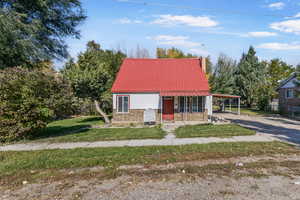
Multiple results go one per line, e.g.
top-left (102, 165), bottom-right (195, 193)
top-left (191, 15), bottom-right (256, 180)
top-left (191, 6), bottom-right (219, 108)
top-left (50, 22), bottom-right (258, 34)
top-left (113, 93), bottom-right (160, 110)
top-left (205, 95), bottom-right (213, 115)
top-left (282, 77), bottom-right (297, 88)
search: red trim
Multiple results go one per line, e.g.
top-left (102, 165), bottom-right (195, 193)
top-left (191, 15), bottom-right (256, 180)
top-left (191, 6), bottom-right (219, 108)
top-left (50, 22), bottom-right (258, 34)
top-left (161, 91), bottom-right (210, 96)
top-left (116, 95), bottom-right (130, 113)
top-left (212, 94), bottom-right (241, 99)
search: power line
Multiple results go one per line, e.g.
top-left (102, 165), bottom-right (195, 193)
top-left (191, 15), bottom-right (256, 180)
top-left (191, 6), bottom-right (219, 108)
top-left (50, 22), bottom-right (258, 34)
top-left (114, 0), bottom-right (288, 18)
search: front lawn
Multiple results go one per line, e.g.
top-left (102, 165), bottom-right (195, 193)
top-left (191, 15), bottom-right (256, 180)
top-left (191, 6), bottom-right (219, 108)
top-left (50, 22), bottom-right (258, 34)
top-left (0, 142), bottom-right (297, 176)
top-left (175, 124), bottom-right (255, 138)
top-left (37, 116), bottom-right (104, 139)
top-left (37, 127), bottom-right (166, 143)
top-left (232, 107), bottom-right (278, 116)
top-left (30, 116), bottom-right (165, 143)
top-left (213, 106), bottom-right (278, 116)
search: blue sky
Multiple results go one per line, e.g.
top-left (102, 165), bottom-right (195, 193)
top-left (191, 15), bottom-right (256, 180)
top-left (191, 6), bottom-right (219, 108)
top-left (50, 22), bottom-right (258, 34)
top-left (61, 0), bottom-right (300, 68)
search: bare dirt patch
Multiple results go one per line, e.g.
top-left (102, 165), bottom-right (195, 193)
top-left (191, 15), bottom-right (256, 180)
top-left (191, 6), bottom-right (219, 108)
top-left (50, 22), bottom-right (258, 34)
top-left (1, 155), bottom-right (300, 200)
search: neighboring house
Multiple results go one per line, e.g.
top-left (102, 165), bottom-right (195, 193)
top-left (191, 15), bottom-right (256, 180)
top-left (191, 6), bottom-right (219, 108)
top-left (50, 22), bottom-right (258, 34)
top-left (111, 58), bottom-right (212, 124)
top-left (278, 73), bottom-right (300, 115)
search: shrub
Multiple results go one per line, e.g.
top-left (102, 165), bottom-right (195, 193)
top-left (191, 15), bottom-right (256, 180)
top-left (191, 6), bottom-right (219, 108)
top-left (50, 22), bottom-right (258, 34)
top-left (0, 67), bottom-right (75, 142)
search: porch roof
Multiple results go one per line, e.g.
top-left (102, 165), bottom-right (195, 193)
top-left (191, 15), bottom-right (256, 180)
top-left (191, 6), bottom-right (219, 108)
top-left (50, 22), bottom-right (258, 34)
top-left (212, 93), bottom-right (241, 99)
top-left (160, 91), bottom-right (210, 96)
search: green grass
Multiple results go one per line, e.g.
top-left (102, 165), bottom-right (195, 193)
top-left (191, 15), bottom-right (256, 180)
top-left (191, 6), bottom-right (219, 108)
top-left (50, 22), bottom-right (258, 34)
top-left (213, 106), bottom-right (278, 116)
top-left (0, 142), bottom-right (297, 176)
top-left (175, 124), bottom-right (256, 138)
top-left (36, 127), bottom-right (166, 143)
top-left (232, 107), bottom-right (278, 116)
top-left (25, 116), bottom-right (165, 143)
top-left (37, 116), bottom-right (104, 139)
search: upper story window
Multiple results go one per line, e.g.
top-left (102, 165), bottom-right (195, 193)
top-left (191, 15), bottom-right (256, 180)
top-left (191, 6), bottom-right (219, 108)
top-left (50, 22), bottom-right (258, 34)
top-left (117, 96), bottom-right (129, 113)
top-left (286, 89), bottom-right (294, 99)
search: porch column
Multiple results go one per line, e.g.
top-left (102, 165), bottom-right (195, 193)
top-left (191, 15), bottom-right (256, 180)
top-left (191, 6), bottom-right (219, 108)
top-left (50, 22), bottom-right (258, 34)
top-left (238, 98), bottom-right (240, 115)
top-left (160, 96), bottom-right (163, 123)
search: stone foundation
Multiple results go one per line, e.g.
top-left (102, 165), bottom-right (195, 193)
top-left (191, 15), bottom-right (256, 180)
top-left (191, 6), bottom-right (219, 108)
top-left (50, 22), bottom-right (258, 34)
top-left (112, 109), bottom-right (208, 123)
top-left (174, 109), bottom-right (208, 121)
top-left (112, 109), bottom-right (161, 124)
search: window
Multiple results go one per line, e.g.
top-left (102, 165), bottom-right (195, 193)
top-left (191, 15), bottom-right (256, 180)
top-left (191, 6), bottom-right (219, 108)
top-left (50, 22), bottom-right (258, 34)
top-left (179, 97), bottom-right (185, 112)
top-left (197, 96), bottom-right (204, 112)
top-left (286, 89), bottom-right (294, 99)
top-left (179, 96), bottom-right (205, 113)
top-left (117, 96), bottom-right (129, 113)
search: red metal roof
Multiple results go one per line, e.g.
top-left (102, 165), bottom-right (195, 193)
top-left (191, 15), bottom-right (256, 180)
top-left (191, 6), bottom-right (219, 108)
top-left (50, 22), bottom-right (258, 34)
top-left (112, 58), bottom-right (210, 95)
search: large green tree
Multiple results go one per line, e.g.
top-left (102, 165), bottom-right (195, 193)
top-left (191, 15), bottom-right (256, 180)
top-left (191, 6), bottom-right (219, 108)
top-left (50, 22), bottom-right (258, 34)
top-left (63, 41), bottom-right (126, 124)
top-left (267, 58), bottom-right (295, 99)
top-left (210, 54), bottom-right (236, 94)
top-left (0, 0), bottom-right (86, 68)
top-left (235, 46), bottom-right (267, 107)
top-left (0, 67), bottom-right (75, 142)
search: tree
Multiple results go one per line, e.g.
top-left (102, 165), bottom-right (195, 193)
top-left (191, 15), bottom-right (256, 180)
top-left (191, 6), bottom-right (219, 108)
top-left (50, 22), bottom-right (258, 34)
top-left (267, 59), bottom-right (295, 99)
top-left (128, 44), bottom-right (150, 58)
top-left (62, 41), bottom-right (126, 124)
top-left (156, 47), bottom-right (197, 58)
top-left (0, 67), bottom-right (74, 142)
top-left (210, 54), bottom-right (236, 94)
top-left (235, 46), bottom-right (267, 107)
top-left (0, 0), bottom-right (86, 68)
top-left (206, 56), bottom-right (213, 75)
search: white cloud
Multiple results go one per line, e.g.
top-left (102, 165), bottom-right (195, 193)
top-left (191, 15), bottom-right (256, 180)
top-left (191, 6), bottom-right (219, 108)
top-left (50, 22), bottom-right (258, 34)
top-left (246, 31), bottom-right (278, 37)
top-left (149, 35), bottom-right (201, 48)
top-left (270, 19), bottom-right (300, 34)
top-left (268, 2), bottom-right (285, 10)
top-left (189, 48), bottom-right (209, 56)
top-left (151, 14), bottom-right (218, 27)
top-left (118, 18), bottom-right (142, 24)
top-left (257, 42), bottom-right (300, 50)
top-left (285, 12), bottom-right (300, 19)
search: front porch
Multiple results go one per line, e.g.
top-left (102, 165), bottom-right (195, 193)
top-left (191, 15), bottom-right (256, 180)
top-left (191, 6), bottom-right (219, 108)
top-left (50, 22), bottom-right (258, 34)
top-left (160, 95), bottom-right (212, 123)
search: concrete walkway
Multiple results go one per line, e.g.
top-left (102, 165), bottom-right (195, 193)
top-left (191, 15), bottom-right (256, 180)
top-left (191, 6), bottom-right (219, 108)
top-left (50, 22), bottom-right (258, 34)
top-left (0, 134), bottom-right (275, 151)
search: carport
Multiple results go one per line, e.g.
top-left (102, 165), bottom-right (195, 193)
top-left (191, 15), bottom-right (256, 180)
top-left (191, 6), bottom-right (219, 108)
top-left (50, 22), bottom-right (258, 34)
top-left (212, 94), bottom-right (241, 115)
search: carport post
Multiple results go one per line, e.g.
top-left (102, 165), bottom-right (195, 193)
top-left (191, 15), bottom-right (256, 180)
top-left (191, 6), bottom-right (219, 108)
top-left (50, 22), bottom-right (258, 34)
top-left (160, 96), bottom-right (163, 123)
top-left (238, 98), bottom-right (240, 115)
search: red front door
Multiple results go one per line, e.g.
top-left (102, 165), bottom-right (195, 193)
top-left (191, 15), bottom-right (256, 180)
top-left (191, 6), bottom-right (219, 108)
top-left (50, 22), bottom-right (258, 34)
top-left (163, 98), bottom-right (174, 121)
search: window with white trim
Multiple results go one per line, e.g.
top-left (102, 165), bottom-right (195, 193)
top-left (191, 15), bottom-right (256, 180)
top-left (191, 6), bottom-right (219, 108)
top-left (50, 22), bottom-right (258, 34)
top-left (117, 96), bottom-right (129, 113)
top-left (286, 89), bottom-right (294, 99)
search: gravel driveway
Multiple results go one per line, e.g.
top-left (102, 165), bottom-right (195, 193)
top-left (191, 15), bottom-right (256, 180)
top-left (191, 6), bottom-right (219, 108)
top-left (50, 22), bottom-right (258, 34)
top-left (216, 113), bottom-right (300, 145)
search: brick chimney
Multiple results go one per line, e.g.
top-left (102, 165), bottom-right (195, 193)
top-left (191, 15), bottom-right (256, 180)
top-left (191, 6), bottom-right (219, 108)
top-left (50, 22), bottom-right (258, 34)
top-left (201, 57), bottom-right (206, 74)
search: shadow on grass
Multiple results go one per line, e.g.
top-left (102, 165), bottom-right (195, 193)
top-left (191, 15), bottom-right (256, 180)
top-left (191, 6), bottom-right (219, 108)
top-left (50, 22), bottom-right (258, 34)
top-left (78, 117), bottom-right (102, 123)
top-left (32, 125), bottom-right (91, 140)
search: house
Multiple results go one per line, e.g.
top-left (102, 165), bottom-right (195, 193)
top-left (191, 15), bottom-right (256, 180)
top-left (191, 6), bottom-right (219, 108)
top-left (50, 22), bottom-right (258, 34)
top-left (111, 58), bottom-right (213, 124)
top-left (278, 73), bottom-right (300, 116)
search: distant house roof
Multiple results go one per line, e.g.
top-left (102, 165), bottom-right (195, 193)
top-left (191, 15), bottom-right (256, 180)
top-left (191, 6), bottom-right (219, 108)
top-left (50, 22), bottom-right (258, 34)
top-left (277, 73), bottom-right (298, 90)
top-left (111, 58), bottom-right (210, 96)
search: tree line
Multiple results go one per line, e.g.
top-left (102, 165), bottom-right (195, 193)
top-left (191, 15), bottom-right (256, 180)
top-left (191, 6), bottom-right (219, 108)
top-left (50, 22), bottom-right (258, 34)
top-left (210, 46), bottom-right (296, 110)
